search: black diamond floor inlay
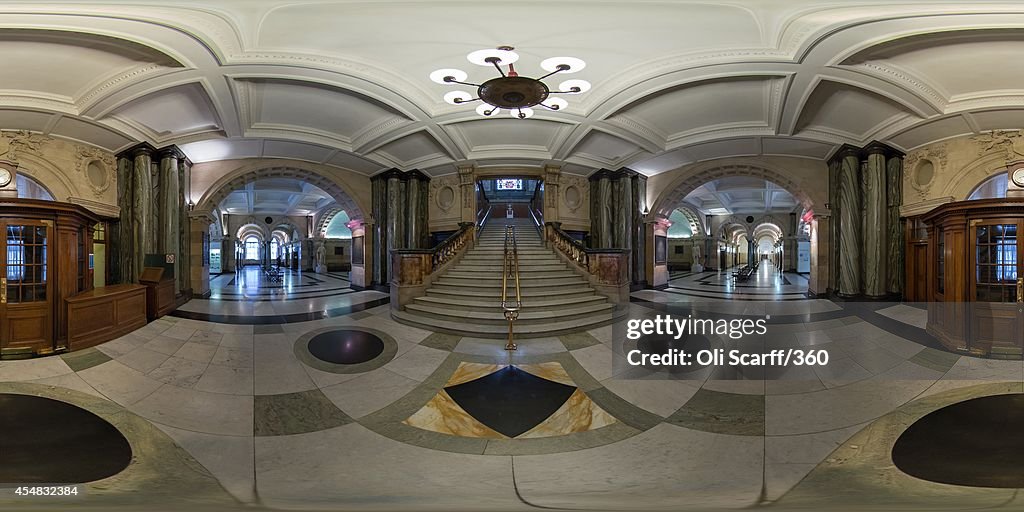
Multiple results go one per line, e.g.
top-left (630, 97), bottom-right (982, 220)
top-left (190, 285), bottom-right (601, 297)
top-left (893, 393), bottom-right (1024, 488)
top-left (0, 394), bottom-right (132, 483)
top-left (308, 329), bottom-right (385, 365)
top-left (444, 366), bottom-right (577, 438)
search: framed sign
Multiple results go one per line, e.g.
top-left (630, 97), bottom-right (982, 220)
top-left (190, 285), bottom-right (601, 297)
top-left (655, 235), bottom-right (667, 264)
top-left (351, 236), bottom-right (364, 265)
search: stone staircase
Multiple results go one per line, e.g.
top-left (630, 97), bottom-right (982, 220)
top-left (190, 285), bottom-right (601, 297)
top-left (392, 214), bottom-right (619, 338)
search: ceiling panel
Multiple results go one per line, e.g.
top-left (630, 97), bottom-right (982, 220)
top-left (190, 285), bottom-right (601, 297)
top-left (108, 83), bottom-right (220, 136)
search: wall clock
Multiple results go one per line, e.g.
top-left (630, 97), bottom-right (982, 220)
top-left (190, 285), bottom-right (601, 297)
top-left (0, 168), bottom-right (12, 187)
top-left (1012, 167), bottom-right (1024, 188)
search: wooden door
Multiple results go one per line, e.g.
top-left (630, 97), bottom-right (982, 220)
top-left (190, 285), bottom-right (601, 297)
top-left (912, 243), bottom-right (928, 302)
top-left (969, 220), bottom-right (1023, 353)
top-left (0, 220), bottom-right (53, 355)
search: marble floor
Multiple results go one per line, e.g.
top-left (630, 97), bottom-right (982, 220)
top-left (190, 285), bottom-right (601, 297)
top-left (668, 261), bottom-right (810, 300)
top-left (2, 275), bottom-right (1023, 511)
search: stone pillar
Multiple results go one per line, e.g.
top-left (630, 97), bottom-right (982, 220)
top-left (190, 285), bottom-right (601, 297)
top-left (705, 215), bottom-right (713, 270)
top-left (222, 236), bottom-right (233, 272)
top-left (385, 174), bottom-right (400, 281)
top-left (158, 149), bottom-right (181, 294)
top-left (544, 164), bottom-right (561, 223)
top-left (458, 164), bottom-right (476, 224)
top-left (370, 169), bottom-right (432, 285)
top-left (809, 214), bottom-right (829, 296)
top-left (886, 154), bottom-right (904, 296)
top-left (405, 177), bottom-right (421, 248)
top-left (132, 147), bottom-right (154, 281)
top-left (827, 158), bottom-right (840, 292)
top-left (115, 155), bottom-right (134, 283)
top-left (179, 159), bottom-right (191, 294)
top-left (189, 214), bottom-right (213, 298)
top-left (589, 172), bottom-right (612, 248)
top-left (836, 148), bottom-right (861, 297)
top-left (862, 144), bottom-right (888, 298)
top-left (371, 174), bottom-right (387, 284)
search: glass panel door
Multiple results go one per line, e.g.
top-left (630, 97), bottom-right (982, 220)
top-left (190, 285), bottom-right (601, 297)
top-left (5, 224), bottom-right (48, 304)
top-left (970, 220), bottom-right (1024, 353)
top-left (0, 220), bottom-right (53, 355)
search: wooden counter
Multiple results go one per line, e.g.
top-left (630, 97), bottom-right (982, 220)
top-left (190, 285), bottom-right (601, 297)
top-left (66, 284), bottom-right (148, 351)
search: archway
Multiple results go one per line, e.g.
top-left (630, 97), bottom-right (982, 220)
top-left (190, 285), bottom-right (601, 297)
top-left (650, 162), bottom-right (817, 288)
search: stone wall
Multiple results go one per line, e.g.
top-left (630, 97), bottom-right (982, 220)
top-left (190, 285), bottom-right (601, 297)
top-left (902, 132), bottom-right (1024, 215)
top-left (0, 130), bottom-right (118, 216)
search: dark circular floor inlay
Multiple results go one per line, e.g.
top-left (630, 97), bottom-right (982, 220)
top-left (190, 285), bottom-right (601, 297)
top-left (308, 329), bottom-right (385, 364)
top-left (893, 393), bottom-right (1024, 488)
top-left (0, 394), bottom-right (132, 483)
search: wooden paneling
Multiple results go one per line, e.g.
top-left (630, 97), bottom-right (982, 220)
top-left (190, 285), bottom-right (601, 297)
top-left (66, 284), bottom-right (147, 351)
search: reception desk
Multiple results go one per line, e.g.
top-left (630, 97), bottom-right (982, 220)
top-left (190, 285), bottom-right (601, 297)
top-left (66, 284), bottom-right (147, 351)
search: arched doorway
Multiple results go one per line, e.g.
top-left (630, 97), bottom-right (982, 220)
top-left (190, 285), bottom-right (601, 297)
top-left (193, 165), bottom-right (366, 290)
top-left (651, 164), bottom-right (815, 294)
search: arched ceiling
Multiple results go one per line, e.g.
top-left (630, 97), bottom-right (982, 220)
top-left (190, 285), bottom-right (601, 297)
top-left (7, 2), bottom-right (1024, 177)
top-left (217, 177), bottom-right (334, 217)
top-left (684, 177), bottom-right (798, 216)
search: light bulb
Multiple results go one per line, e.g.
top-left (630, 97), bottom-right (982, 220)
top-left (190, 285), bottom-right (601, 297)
top-left (511, 107), bottom-right (534, 119)
top-left (559, 79), bottom-right (591, 93)
top-left (430, 68), bottom-right (467, 84)
top-left (540, 56), bottom-right (586, 73)
top-left (467, 48), bottom-right (519, 67)
top-left (543, 97), bottom-right (568, 110)
top-left (476, 104), bottom-right (500, 116)
top-left (443, 91), bottom-right (472, 105)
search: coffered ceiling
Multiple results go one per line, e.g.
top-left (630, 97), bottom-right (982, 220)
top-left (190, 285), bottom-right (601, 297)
top-left (5, 1), bottom-right (1024, 178)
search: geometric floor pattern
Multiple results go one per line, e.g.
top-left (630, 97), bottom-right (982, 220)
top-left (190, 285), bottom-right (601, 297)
top-left (404, 362), bottom-right (616, 439)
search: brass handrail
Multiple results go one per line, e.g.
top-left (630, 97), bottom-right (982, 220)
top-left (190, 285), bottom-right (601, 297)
top-left (501, 224), bottom-right (521, 351)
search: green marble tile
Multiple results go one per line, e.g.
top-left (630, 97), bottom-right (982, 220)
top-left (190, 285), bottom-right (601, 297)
top-left (61, 347), bottom-right (113, 372)
top-left (419, 333), bottom-right (462, 352)
top-left (909, 348), bottom-right (960, 373)
top-left (666, 388), bottom-right (764, 436)
top-left (255, 389), bottom-right (352, 436)
top-left (559, 332), bottom-right (602, 351)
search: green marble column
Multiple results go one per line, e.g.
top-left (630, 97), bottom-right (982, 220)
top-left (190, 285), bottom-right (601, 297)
top-left (158, 150), bottom-right (181, 294)
top-left (827, 158), bottom-right (840, 292)
top-left (179, 159), bottom-right (190, 294)
top-left (837, 149), bottom-right (861, 297)
top-left (115, 156), bottom-right (134, 283)
top-left (370, 174), bottom-right (387, 284)
top-left (863, 145), bottom-right (887, 298)
top-left (886, 155), bottom-right (904, 296)
top-left (385, 174), bottom-right (400, 282)
top-left (132, 147), bottom-right (154, 281)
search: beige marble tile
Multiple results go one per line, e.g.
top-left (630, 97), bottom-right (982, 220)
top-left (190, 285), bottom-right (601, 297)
top-left (519, 389), bottom-right (616, 438)
top-left (445, 362), bottom-right (506, 386)
top-left (403, 390), bottom-right (507, 439)
top-left (518, 362), bottom-right (574, 386)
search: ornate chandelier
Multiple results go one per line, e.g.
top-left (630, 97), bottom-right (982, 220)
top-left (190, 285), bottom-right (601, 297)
top-left (431, 46), bottom-right (590, 119)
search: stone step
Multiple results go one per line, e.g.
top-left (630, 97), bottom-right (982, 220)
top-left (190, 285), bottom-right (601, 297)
top-left (453, 262), bottom-right (567, 271)
top-left (434, 277), bottom-right (587, 289)
top-left (403, 302), bottom-right (616, 326)
top-left (426, 285), bottom-right (597, 299)
top-left (391, 308), bottom-right (624, 339)
top-left (412, 294), bottom-right (607, 312)
top-left (442, 270), bottom-right (581, 280)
